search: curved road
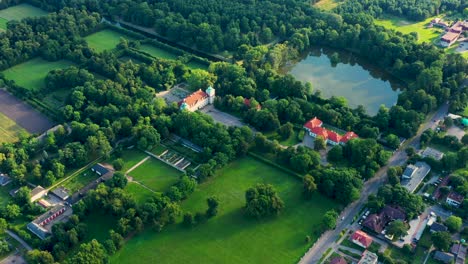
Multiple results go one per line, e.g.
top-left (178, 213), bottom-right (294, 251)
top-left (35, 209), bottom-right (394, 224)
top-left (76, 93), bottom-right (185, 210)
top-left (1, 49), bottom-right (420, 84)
top-left (299, 103), bottom-right (449, 264)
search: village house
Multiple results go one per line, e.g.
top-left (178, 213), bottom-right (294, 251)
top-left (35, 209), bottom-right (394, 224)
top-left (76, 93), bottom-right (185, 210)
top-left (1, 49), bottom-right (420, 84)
top-left (51, 187), bottom-right (70, 201)
top-left (358, 250), bottom-right (378, 264)
top-left (351, 230), bottom-right (373, 248)
top-left (27, 204), bottom-right (71, 240)
top-left (91, 163), bottom-right (110, 176)
top-left (400, 162), bottom-right (431, 194)
top-left (440, 20), bottom-right (468, 47)
top-left (434, 251), bottom-right (455, 264)
top-left (362, 206), bottom-right (406, 234)
top-left (430, 222), bottom-right (448, 233)
top-left (303, 117), bottom-right (358, 145)
top-left (446, 192), bottom-right (464, 207)
top-left (30, 185), bottom-right (47, 203)
top-left (179, 86), bottom-right (215, 112)
top-left (0, 174), bottom-right (11, 186)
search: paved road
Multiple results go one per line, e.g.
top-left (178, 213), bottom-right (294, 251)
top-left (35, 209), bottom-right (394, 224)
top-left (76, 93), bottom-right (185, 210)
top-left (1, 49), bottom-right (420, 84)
top-left (299, 104), bottom-right (449, 264)
top-left (0, 254), bottom-right (26, 264)
top-left (5, 230), bottom-right (32, 251)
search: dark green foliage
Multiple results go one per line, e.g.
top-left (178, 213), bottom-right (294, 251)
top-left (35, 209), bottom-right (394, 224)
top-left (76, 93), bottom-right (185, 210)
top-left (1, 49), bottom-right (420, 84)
top-left (303, 175), bottom-right (317, 199)
top-left (206, 196), bottom-right (219, 218)
top-left (244, 183), bottom-right (284, 218)
top-left (431, 231), bottom-right (452, 251)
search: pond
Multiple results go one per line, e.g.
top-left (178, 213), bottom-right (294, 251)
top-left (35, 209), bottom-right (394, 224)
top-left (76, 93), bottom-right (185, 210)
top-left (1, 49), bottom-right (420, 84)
top-left (283, 47), bottom-right (403, 115)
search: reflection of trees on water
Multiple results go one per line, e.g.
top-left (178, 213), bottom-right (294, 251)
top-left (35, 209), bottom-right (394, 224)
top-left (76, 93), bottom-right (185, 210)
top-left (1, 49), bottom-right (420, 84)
top-left (304, 46), bottom-right (404, 91)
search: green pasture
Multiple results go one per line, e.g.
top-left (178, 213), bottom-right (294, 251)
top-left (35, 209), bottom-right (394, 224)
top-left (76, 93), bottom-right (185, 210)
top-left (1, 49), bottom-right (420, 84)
top-left (125, 182), bottom-right (157, 204)
top-left (374, 15), bottom-right (443, 44)
top-left (3, 58), bottom-right (74, 91)
top-left (111, 156), bottom-right (339, 264)
top-left (0, 4), bottom-right (47, 22)
top-left (128, 157), bottom-right (182, 192)
top-left (0, 18), bottom-right (7, 31)
top-left (139, 44), bottom-right (179, 60)
top-left (85, 29), bottom-right (136, 53)
top-left (0, 112), bottom-right (28, 143)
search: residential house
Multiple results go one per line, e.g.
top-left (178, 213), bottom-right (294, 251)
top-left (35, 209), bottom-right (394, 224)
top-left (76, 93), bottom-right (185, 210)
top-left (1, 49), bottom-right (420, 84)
top-left (402, 164), bottom-right (417, 179)
top-left (430, 222), bottom-right (448, 233)
top-left (363, 206), bottom-right (406, 234)
top-left (446, 192), bottom-right (464, 207)
top-left (0, 174), bottom-right (11, 186)
top-left (51, 187), bottom-right (70, 201)
top-left (303, 117), bottom-right (358, 146)
top-left (30, 186), bottom-right (47, 203)
top-left (400, 161), bottom-right (431, 194)
top-left (179, 86), bottom-right (215, 112)
top-left (433, 251), bottom-right (455, 264)
top-left (358, 250), bottom-right (378, 264)
top-left (91, 164), bottom-right (110, 176)
top-left (27, 204), bottom-right (70, 240)
top-left (451, 244), bottom-right (467, 264)
top-left (329, 257), bottom-right (347, 264)
top-left (351, 230), bottom-right (373, 248)
top-left (441, 32), bottom-right (460, 47)
top-left (421, 147), bottom-right (444, 160)
top-left (431, 18), bottom-right (450, 28)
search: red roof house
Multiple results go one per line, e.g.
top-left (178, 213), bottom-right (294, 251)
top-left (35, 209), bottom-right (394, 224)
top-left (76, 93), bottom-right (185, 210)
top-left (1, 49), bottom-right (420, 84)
top-left (340, 131), bottom-right (359, 144)
top-left (446, 192), bottom-right (465, 207)
top-left (351, 230), bottom-right (373, 248)
top-left (310, 127), bottom-right (328, 139)
top-left (303, 117), bottom-right (323, 131)
top-left (327, 131), bottom-right (342, 145)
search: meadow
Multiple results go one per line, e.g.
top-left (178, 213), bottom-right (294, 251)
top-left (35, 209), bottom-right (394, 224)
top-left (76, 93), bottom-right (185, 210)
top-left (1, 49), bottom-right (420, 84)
top-left (0, 3), bottom-right (48, 30)
top-left (85, 29), bottom-right (136, 52)
top-left (3, 58), bottom-right (74, 91)
top-left (125, 182), bottom-right (157, 205)
top-left (313, 0), bottom-right (339, 11)
top-left (128, 157), bottom-right (182, 192)
top-left (139, 44), bottom-right (179, 60)
top-left (0, 112), bottom-right (28, 143)
top-left (374, 15), bottom-right (443, 44)
top-left (112, 156), bottom-right (339, 264)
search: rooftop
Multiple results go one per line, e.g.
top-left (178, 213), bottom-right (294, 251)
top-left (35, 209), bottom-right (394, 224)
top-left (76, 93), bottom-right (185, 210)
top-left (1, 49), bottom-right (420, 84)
top-left (329, 257), bottom-right (347, 264)
top-left (430, 222), bottom-right (448, 232)
top-left (91, 164), bottom-right (110, 176)
top-left (180, 89), bottom-right (208, 107)
top-left (358, 250), bottom-right (378, 264)
top-left (441, 31), bottom-right (460, 42)
top-left (434, 251), bottom-right (455, 263)
top-left (51, 187), bottom-right (70, 201)
top-left (351, 230), bottom-right (373, 248)
top-left (31, 186), bottom-right (46, 197)
top-left (447, 192), bottom-right (464, 203)
top-left (421, 147), bottom-right (444, 160)
top-left (401, 162), bottom-right (431, 193)
top-left (303, 117), bottom-right (323, 130)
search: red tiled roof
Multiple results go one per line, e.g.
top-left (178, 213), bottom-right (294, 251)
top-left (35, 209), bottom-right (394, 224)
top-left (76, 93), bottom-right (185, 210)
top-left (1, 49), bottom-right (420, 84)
top-left (341, 131), bottom-right (358, 143)
top-left (328, 131), bottom-right (342, 143)
top-left (303, 117), bottom-right (323, 130)
top-left (351, 230), bottom-right (373, 248)
top-left (447, 192), bottom-right (464, 203)
top-left (181, 89), bottom-right (208, 107)
top-left (311, 127), bottom-right (328, 139)
top-left (329, 257), bottom-right (347, 264)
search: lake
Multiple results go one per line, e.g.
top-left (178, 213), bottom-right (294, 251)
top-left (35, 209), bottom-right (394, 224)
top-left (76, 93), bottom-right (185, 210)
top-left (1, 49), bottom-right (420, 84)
top-left (283, 47), bottom-right (402, 115)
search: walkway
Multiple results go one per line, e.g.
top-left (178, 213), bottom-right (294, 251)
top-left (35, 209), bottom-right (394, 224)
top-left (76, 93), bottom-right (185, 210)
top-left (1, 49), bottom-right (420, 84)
top-left (5, 230), bottom-right (32, 251)
top-left (126, 156), bottom-right (150, 174)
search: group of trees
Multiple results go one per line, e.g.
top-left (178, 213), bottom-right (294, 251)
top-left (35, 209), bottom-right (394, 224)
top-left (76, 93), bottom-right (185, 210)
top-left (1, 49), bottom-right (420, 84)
top-left (244, 184), bottom-right (284, 218)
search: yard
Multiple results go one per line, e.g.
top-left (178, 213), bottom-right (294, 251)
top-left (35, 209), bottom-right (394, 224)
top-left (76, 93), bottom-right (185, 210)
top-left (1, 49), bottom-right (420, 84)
top-left (62, 170), bottom-right (100, 194)
top-left (128, 157), bottom-right (182, 192)
top-left (114, 149), bottom-right (149, 172)
top-left (3, 58), bottom-right (74, 91)
top-left (374, 15), bottom-right (443, 44)
top-left (0, 111), bottom-right (28, 143)
top-left (85, 29), bottom-right (136, 52)
top-left (139, 44), bottom-right (179, 60)
top-left (0, 4), bottom-right (48, 30)
top-left (125, 182), bottom-right (157, 205)
top-left (111, 156), bottom-right (339, 264)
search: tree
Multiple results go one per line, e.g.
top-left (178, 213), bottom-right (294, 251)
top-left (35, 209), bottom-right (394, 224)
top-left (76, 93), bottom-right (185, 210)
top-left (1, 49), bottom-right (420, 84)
top-left (445, 216), bottom-right (462, 233)
top-left (245, 183), bottom-right (284, 218)
top-left (107, 171), bottom-right (128, 189)
top-left (206, 196), bottom-right (219, 218)
top-left (385, 134), bottom-right (400, 149)
top-left (278, 123), bottom-right (294, 140)
top-left (303, 175), bottom-right (317, 199)
top-left (462, 134), bottom-right (468, 145)
top-left (327, 145), bottom-right (343, 162)
top-left (0, 218), bottom-right (6, 234)
top-left (26, 250), bottom-right (54, 264)
top-left (444, 117), bottom-right (453, 127)
top-left (405, 147), bottom-right (416, 157)
top-left (0, 239), bottom-right (9, 255)
top-left (183, 212), bottom-right (195, 227)
top-left (70, 239), bottom-right (108, 264)
top-left (322, 210), bottom-right (338, 230)
top-left (386, 220), bottom-right (408, 239)
top-left (14, 186), bottom-right (30, 206)
top-left (314, 137), bottom-right (326, 151)
top-left (112, 158), bottom-right (124, 171)
top-left (431, 231), bottom-right (452, 251)
top-left (184, 69), bottom-right (216, 90)
top-left (2, 204), bottom-right (21, 220)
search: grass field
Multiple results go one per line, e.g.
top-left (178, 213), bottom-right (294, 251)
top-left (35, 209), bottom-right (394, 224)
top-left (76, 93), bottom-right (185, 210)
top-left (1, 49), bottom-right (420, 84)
top-left (125, 182), bottom-right (157, 204)
top-left (0, 186), bottom-right (12, 207)
top-left (83, 212), bottom-right (117, 243)
top-left (112, 157), bottom-right (339, 264)
top-left (0, 18), bottom-right (7, 31)
top-left (374, 15), bottom-right (443, 44)
top-left (128, 157), bottom-right (182, 192)
top-left (63, 170), bottom-right (100, 194)
top-left (313, 0), bottom-right (339, 10)
top-left (0, 4), bottom-right (47, 30)
top-left (187, 60), bottom-right (209, 70)
top-left (139, 44), bottom-right (179, 60)
top-left (115, 149), bottom-right (148, 172)
top-left (3, 58), bottom-right (74, 91)
top-left (85, 29), bottom-right (136, 53)
top-left (0, 112), bottom-right (28, 143)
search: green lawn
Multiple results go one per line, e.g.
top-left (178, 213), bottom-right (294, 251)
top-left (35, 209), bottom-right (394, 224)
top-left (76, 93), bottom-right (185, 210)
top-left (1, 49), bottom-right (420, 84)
top-left (0, 18), bottom-right (8, 31)
top-left (83, 212), bottom-right (117, 243)
top-left (0, 186), bottom-right (12, 207)
top-left (62, 170), bottom-right (100, 194)
top-left (187, 60), bottom-right (209, 70)
top-left (111, 157), bottom-right (339, 264)
top-left (125, 182), bottom-right (158, 204)
top-left (266, 129), bottom-right (301, 147)
top-left (313, 0), bottom-right (339, 10)
top-left (118, 149), bottom-right (148, 172)
top-left (85, 29), bottom-right (136, 53)
top-left (0, 112), bottom-right (28, 143)
top-left (374, 15), bottom-right (443, 44)
top-left (139, 44), bottom-right (179, 60)
top-left (3, 58), bottom-right (74, 91)
top-left (128, 157), bottom-right (182, 192)
top-left (0, 4), bottom-right (47, 22)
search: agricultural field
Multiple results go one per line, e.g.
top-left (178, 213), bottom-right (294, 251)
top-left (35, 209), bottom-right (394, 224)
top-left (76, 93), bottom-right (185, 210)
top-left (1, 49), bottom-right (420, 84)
top-left (374, 15), bottom-right (443, 44)
top-left (128, 157), bottom-right (182, 192)
top-left (3, 58), bottom-right (74, 91)
top-left (0, 4), bottom-right (48, 30)
top-left (112, 157), bottom-right (339, 264)
top-left (85, 29), bottom-right (136, 52)
top-left (0, 111), bottom-right (28, 143)
top-left (139, 44), bottom-right (179, 60)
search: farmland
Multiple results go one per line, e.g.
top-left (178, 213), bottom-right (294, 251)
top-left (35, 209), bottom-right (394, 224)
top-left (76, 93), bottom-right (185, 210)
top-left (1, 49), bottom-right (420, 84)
top-left (3, 58), bottom-right (74, 91)
top-left (85, 29), bottom-right (137, 52)
top-left (112, 157), bottom-right (338, 264)
top-left (0, 111), bottom-right (28, 143)
top-left (128, 157), bottom-right (182, 192)
top-left (0, 4), bottom-right (48, 30)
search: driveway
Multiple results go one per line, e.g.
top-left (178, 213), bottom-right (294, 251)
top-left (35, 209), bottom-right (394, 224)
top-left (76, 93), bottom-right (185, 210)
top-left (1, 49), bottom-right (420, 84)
top-left (446, 125), bottom-right (465, 140)
top-left (200, 105), bottom-right (253, 129)
top-left (0, 254), bottom-right (26, 264)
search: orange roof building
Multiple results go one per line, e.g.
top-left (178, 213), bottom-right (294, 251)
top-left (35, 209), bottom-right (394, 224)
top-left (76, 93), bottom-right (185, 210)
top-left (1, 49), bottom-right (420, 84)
top-left (303, 117), bottom-right (323, 130)
top-left (341, 131), bottom-right (359, 144)
top-left (351, 230), bottom-right (373, 248)
top-left (303, 117), bottom-right (357, 146)
top-left (179, 86), bottom-right (215, 112)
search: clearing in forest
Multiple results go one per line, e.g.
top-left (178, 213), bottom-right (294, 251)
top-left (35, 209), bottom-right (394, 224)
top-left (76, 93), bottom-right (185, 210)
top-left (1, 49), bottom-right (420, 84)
top-left (313, 0), bottom-right (340, 11)
top-left (139, 44), bottom-right (179, 60)
top-left (3, 58), bottom-right (74, 91)
top-left (374, 15), bottom-right (443, 44)
top-left (112, 156), bottom-right (339, 264)
top-left (0, 3), bottom-right (48, 30)
top-left (85, 29), bottom-right (136, 52)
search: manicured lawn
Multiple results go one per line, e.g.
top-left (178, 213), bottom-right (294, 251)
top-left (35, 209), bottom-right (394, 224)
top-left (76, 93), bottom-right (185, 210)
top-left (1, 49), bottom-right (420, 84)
top-left (313, 0), bottom-right (339, 10)
top-left (187, 60), bottom-right (209, 70)
top-left (3, 58), bottom-right (74, 91)
top-left (139, 44), bottom-right (179, 60)
top-left (375, 15), bottom-right (443, 44)
top-left (266, 129), bottom-right (301, 147)
top-left (62, 170), bottom-right (100, 194)
top-left (0, 18), bottom-right (8, 31)
top-left (85, 29), bottom-right (136, 52)
top-left (0, 112), bottom-right (28, 143)
top-left (125, 182), bottom-right (157, 204)
top-left (118, 149), bottom-right (148, 172)
top-left (112, 157), bottom-right (339, 264)
top-left (0, 4), bottom-right (47, 22)
top-left (128, 157), bottom-right (182, 192)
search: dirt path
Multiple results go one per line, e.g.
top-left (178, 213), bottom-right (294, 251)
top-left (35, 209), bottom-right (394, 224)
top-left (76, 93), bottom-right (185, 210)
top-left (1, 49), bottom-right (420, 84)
top-left (126, 156), bottom-right (150, 174)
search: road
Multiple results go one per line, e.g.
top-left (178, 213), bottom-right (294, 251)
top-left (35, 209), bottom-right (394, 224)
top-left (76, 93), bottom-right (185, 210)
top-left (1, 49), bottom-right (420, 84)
top-left (299, 104), bottom-right (449, 264)
top-left (5, 230), bottom-right (32, 251)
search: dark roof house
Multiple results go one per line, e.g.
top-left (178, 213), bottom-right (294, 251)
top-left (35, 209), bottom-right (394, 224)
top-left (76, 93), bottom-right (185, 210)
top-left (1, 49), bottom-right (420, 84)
top-left (51, 187), bottom-right (70, 201)
top-left (91, 164), bottom-right (110, 176)
top-left (430, 222), bottom-right (448, 233)
top-left (363, 206), bottom-right (406, 234)
top-left (433, 251), bottom-right (455, 263)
